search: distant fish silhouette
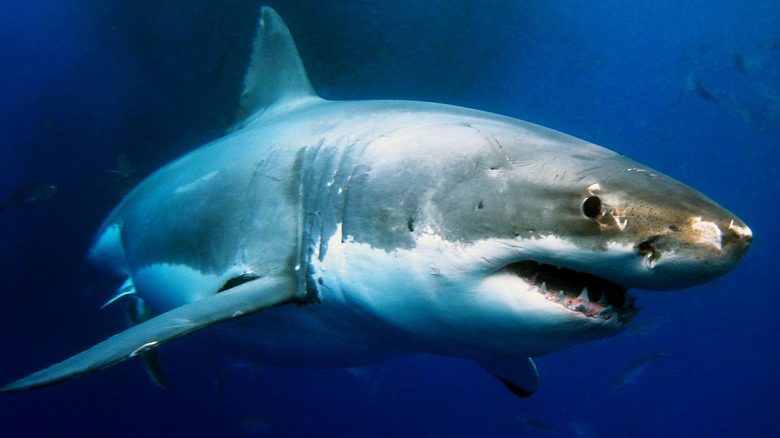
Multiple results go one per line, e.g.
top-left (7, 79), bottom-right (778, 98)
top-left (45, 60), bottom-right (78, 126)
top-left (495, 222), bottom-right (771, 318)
top-left (0, 182), bottom-right (57, 213)
top-left (569, 421), bottom-right (600, 437)
top-left (751, 82), bottom-right (780, 130)
top-left (345, 366), bottom-right (371, 379)
top-left (516, 414), bottom-right (558, 435)
top-left (721, 81), bottom-right (780, 131)
top-left (731, 52), bottom-right (750, 74)
top-left (238, 414), bottom-right (279, 436)
top-left (730, 51), bottom-right (768, 75)
top-left (625, 316), bottom-right (668, 337)
top-left (614, 349), bottom-right (666, 388)
top-left (758, 36), bottom-right (780, 50)
top-left (673, 72), bottom-right (719, 106)
top-left (99, 153), bottom-right (139, 194)
top-left (204, 361), bottom-right (225, 393)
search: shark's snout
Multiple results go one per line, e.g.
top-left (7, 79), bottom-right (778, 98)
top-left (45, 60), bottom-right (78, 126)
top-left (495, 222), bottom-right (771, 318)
top-left (724, 218), bottom-right (754, 252)
top-left (575, 159), bottom-right (754, 292)
top-left (632, 214), bottom-right (752, 290)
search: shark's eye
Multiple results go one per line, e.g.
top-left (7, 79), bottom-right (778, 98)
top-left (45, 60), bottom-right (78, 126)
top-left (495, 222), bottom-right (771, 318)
top-left (582, 196), bottom-right (602, 218)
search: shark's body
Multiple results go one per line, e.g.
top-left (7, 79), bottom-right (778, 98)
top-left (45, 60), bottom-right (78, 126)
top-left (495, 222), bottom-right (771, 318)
top-left (3, 8), bottom-right (751, 396)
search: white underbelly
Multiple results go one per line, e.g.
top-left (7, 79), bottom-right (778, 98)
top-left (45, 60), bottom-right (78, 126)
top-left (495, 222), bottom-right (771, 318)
top-left (129, 264), bottom-right (415, 367)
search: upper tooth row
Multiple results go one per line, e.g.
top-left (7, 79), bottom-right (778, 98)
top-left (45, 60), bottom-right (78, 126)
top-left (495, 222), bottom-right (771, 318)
top-left (539, 284), bottom-right (611, 306)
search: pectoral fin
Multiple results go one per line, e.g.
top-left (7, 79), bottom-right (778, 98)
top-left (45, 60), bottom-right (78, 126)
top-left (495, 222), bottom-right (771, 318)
top-left (2, 276), bottom-right (295, 392)
top-left (477, 356), bottom-right (539, 398)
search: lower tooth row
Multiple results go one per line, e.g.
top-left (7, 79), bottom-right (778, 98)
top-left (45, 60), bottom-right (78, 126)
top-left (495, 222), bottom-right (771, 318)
top-left (538, 286), bottom-right (617, 319)
top-left (598, 306), bottom-right (614, 319)
top-left (539, 285), bottom-right (605, 305)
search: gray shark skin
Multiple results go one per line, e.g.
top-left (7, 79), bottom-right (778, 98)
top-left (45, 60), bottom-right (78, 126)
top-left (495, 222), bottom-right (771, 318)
top-left (2, 7), bottom-right (751, 396)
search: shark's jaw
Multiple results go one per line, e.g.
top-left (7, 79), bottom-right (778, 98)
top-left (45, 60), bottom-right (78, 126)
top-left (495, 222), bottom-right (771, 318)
top-left (308, 227), bottom-right (646, 361)
top-left (436, 250), bottom-right (642, 358)
top-left (501, 261), bottom-right (638, 325)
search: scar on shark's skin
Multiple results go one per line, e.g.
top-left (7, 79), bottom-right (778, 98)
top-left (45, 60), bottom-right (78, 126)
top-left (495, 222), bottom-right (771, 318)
top-left (1, 7), bottom-right (751, 397)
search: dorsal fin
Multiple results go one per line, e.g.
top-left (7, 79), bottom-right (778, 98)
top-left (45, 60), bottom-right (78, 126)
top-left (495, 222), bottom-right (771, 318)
top-left (232, 7), bottom-right (319, 128)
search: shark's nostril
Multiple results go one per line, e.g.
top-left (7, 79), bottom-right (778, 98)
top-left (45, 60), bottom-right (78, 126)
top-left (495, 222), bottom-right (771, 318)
top-left (637, 239), bottom-right (661, 268)
top-left (637, 241), bottom-right (654, 257)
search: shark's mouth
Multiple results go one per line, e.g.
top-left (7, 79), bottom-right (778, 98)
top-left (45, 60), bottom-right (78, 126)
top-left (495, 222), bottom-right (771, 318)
top-left (504, 261), bottom-right (638, 324)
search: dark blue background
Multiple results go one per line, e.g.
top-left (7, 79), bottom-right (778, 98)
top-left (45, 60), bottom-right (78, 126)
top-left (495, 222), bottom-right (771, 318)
top-left (1, 1), bottom-right (777, 436)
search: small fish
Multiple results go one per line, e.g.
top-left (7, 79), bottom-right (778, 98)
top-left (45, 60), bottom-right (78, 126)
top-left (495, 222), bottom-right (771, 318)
top-left (673, 72), bottom-right (719, 106)
top-left (0, 182), bottom-right (57, 213)
top-left (757, 36), bottom-right (780, 50)
top-left (230, 359), bottom-right (267, 378)
top-left (238, 414), bottom-right (281, 436)
top-left (516, 414), bottom-right (557, 434)
top-left (345, 366), bottom-right (371, 379)
top-left (731, 52), bottom-right (749, 74)
top-left (204, 361), bottom-right (225, 393)
top-left (99, 153), bottom-right (139, 194)
top-left (625, 316), bottom-right (668, 337)
top-left (614, 349), bottom-right (666, 388)
top-left (569, 421), bottom-right (600, 437)
top-left (730, 52), bottom-right (768, 75)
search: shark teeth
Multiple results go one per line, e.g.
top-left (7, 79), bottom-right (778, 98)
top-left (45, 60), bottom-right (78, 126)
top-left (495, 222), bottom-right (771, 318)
top-left (505, 261), bottom-right (638, 324)
top-left (598, 306), bottom-right (614, 319)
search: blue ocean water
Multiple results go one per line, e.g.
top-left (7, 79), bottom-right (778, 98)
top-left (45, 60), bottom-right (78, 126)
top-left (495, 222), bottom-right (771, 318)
top-left (1, 1), bottom-right (777, 436)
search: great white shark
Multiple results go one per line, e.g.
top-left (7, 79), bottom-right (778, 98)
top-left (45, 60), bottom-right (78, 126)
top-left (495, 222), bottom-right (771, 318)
top-left (3, 7), bottom-right (752, 396)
